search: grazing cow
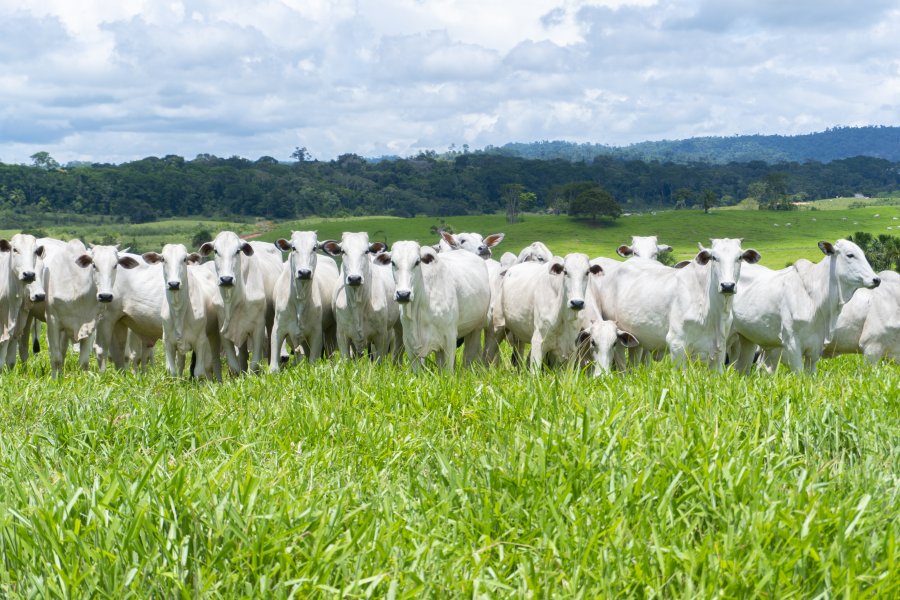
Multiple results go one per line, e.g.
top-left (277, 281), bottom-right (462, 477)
top-left (516, 241), bottom-right (553, 264)
top-left (269, 231), bottom-right (340, 371)
top-left (322, 232), bottom-right (401, 360)
top-left (499, 252), bottom-right (517, 272)
top-left (730, 240), bottom-right (881, 373)
top-left (0, 234), bottom-right (46, 367)
top-left (199, 231), bottom-right (283, 373)
top-left (497, 253), bottom-right (602, 369)
top-left (601, 239), bottom-right (761, 370)
top-left (578, 319), bottom-right (639, 376)
top-left (374, 241), bottom-right (490, 370)
top-left (143, 244), bottom-right (223, 379)
top-left (437, 231), bottom-right (505, 363)
top-left (823, 270), bottom-right (899, 364)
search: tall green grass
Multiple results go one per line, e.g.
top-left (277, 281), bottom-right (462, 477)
top-left (1, 352), bottom-right (898, 596)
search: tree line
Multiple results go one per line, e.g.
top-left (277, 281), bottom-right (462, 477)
top-left (1, 150), bottom-right (899, 224)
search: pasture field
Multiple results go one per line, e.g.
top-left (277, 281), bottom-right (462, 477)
top-left (0, 352), bottom-right (898, 596)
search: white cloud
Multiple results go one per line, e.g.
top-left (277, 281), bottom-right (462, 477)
top-left (0, 0), bottom-right (898, 164)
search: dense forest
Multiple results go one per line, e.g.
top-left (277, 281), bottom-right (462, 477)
top-left (493, 126), bottom-right (900, 164)
top-left (2, 149), bottom-right (899, 224)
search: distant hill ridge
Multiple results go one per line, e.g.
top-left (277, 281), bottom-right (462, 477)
top-left (487, 126), bottom-right (900, 164)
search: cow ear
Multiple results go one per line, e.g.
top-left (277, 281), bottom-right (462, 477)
top-left (0, 240), bottom-right (10, 252)
top-left (199, 242), bottom-right (214, 257)
top-left (617, 330), bottom-right (639, 348)
top-left (616, 245), bottom-right (633, 258)
top-left (589, 263), bottom-right (603, 275)
top-left (440, 231), bottom-right (458, 248)
top-left (35, 245), bottom-right (45, 258)
top-left (369, 242), bottom-right (387, 254)
top-left (373, 252), bottom-right (392, 266)
top-left (695, 250), bottom-right (712, 265)
top-left (321, 241), bottom-right (341, 256)
top-left (275, 238), bottom-right (292, 252)
top-left (142, 252), bottom-right (163, 264)
top-left (240, 242), bottom-right (254, 256)
top-left (549, 261), bottom-right (564, 275)
top-left (658, 244), bottom-right (672, 253)
top-left (186, 253), bottom-right (202, 265)
top-left (818, 241), bottom-right (835, 255)
top-left (741, 249), bottom-right (761, 264)
top-left (577, 329), bottom-right (592, 347)
top-left (484, 233), bottom-right (505, 247)
top-left (420, 247), bottom-right (437, 264)
top-left (118, 256), bottom-right (140, 269)
top-left (75, 254), bottom-right (93, 268)
top-left (674, 260), bottom-right (691, 269)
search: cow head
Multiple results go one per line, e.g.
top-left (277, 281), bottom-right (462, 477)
top-left (694, 238), bottom-right (761, 295)
top-left (374, 240), bottom-right (430, 303)
top-left (549, 253), bottom-right (602, 311)
top-left (276, 231), bottom-right (321, 281)
top-left (143, 244), bottom-right (201, 293)
top-left (321, 232), bottom-right (386, 287)
top-left (198, 231), bottom-right (252, 288)
top-left (517, 241), bottom-right (553, 264)
top-left (617, 236), bottom-right (673, 260)
top-left (821, 239), bottom-right (881, 294)
top-left (439, 231), bottom-right (504, 258)
top-left (581, 320), bottom-right (639, 376)
top-left (1, 233), bottom-right (47, 302)
top-left (75, 244), bottom-right (140, 303)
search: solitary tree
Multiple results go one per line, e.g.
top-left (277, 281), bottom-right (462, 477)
top-left (291, 146), bottom-right (311, 163)
top-left (30, 151), bottom-right (59, 170)
top-left (502, 183), bottom-right (525, 224)
top-left (701, 190), bottom-right (717, 214)
top-left (569, 187), bottom-right (622, 223)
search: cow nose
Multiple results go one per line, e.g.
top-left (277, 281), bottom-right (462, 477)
top-left (219, 275), bottom-right (234, 287)
top-left (478, 246), bottom-right (489, 256)
top-left (347, 274), bottom-right (363, 286)
top-left (871, 277), bottom-right (881, 288)
top-left (297, 268), bottom-right (312, 280)
top-left (21, 271), bottom-right (36, 282)
top-left (569, 299), bottom-right (585, 310)
top-left (168, 281), bottom-right (181, 290)
top-left (98, 293), bottom-right (114, 303)
top-left (395, 290), bottom-right (412, 303)
top-left (720, 282), bottom-right (736, 294)
top-left (32, 292), bottom-right (46, 302)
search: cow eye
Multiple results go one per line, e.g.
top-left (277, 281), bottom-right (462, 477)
top-left (414, 259), bottom-right (420, 266)
top-left (12, 248), bottom-right (19, 254)
top-left (846, 253), bottom-right (855, 259)
top-left (213, 249), bottom-right (219, 256)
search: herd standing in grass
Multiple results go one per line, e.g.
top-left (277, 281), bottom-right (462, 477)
top-left (0, 229), bottom-right (892, 378)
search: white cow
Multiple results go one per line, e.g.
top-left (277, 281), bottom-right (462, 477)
top-left (730, 240), bottom-right (881, 373)
top-left (199, 231), bottom-right (283, 373)
top-left (437, 231), bottom-right (505, 363)
top-left (143, 244), bottom-right (223, 379)
top-left (823, 270), bottom-right (899, 364)
top-left (516, 241), bottom-right (553, 264)
top-left (578, 319), bottom-right (639, 376)
top-left (592, 235), bottom-right (674, 275)
top-left (601, 239), bottom-right (761, 370)
top-left (497, 253), bottom-right (602, 370)
top-left (0, 234), bottom-right (47, 367)
top-left (374, 241), bottom-right (490, 370)
top-left (322, 232), bottom-right (401, 360)
top-left (39, 240), bottom-right (113, 375)
top-left (269, 231), bottom-right (340, 371)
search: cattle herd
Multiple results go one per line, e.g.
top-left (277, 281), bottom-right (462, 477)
top-left (0, 230), bottom-right (896, 379)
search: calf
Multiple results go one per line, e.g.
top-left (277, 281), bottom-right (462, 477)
top-left (824, 270), bottom-right (899, 364)
top-left (322, 232), bottom-right (400, 359)
top-left (375, 241), bottom-right (490, 370)
top-left (270, 231), bottom-right (339, 371)
top-left (730, 240), bottom-right (880, 373)
top-left (143, 244), bottom-right (223, 379)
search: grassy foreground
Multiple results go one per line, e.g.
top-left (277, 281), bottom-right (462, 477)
top-left (0, 355), bottom-right (898, 597)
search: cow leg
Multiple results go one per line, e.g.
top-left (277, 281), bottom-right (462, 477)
top-left (164, 334), bottom-right (179, 376)
top-left (307, 328), bottom-right (323, 363)
top-left (862, 343), bottom-right (885, 365)
top-left (47, 319), bottom-right (65, 377)
top-left (336, 328), bottom-right (350, 360)
top-left (391, 323), bottom-right (404, 361)
top-left (730, 335), bottom-right (757, 374)
top-left (529, 332), bottom-right (544, 371)
top-left (444, 333), bottom-right (459, 370)
top-left (483, 325), bottom-right (500, 365)
top-left (462, 329), bottom-right (482, 366)
top-left (269, 316), bottom-right (288, 373)
top-left (238, 341), bottom-right (250, 372)
top-left (249, 327), bottom-right (266, 372)
top-left (222, 340), bottom-right (241, 374)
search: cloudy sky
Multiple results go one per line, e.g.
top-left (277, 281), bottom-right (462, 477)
top-left (2, 0), bottom-right (899, 164)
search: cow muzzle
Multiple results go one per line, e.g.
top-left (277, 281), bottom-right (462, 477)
top-left (31, 292), bottom-right (46, 302)
top-left (21, 271), bottom-right (36, 282)
top-left (720, 282), bottom-right (736, 294)
top-left (98, 293), bottom-right (114, 303)
top-left (346, 274), bottom-right (363, 286)
top-left (569, 299), bottom-right (585, 310)
top-left (296, 268), bottom-right (312, 280)
top-left (219, 275), bottom-right (235, 287)
top-left (869, 277), bottom-right (882, 289)
top-left (168, 281), bottom-right (181, 291)
top-left (395, 290), bottom-right (412, 303)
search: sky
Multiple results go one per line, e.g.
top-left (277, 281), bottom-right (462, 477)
top-left (1, 0), bottom-right (899, 165)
